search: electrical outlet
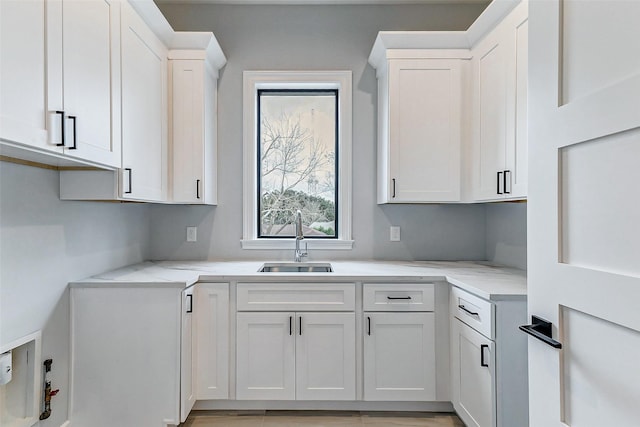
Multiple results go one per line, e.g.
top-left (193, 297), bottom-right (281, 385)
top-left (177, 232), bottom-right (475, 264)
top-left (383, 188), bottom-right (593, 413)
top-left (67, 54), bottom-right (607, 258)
top-left (390, 226), bottom-right (401, 242)
top-left (186, 226), bottom-right (197, 242)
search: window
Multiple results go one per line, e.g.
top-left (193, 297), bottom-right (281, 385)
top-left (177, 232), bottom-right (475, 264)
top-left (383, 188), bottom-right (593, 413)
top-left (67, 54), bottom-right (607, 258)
top-left (242, 71), bottom-right (353, 250)
top-left (258, 89), bottom-right (338, 238)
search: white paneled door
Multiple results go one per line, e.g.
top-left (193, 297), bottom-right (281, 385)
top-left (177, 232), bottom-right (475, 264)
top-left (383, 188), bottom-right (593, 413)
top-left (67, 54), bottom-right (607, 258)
top-left (236, 312), bottom-right (296, 400)
top-left (528, 1), bottom-right (640, 426)
top-left (363, 312), bottom-right (436, 401)
top-left (295, 312), bottom-right (356, 401)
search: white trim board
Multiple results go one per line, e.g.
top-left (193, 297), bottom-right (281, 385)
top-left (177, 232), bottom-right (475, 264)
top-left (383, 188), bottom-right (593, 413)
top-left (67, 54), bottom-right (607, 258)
top-left (242, 71), bottom-right (353, 250)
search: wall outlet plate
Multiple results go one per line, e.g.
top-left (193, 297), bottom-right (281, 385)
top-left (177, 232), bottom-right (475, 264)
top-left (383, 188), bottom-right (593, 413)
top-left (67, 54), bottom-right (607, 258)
top-left (390, 226), bottom-right (401, 242)
top-left (186, 226), bottom-right (197, 242)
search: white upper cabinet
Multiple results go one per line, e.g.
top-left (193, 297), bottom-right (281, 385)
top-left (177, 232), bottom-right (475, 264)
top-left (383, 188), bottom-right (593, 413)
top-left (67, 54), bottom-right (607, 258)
top-left (55, 0), bottom-right (121, 168)
top-left (120, 0), bottom-right (167, 201)
top-left (0, 0), bottom-right (57, 155)
top-left (369, 0), bottom-right (528, 204)
top-left (59, 0), bottom-right (226, 203)
top-left (375, 55), bottom-right (465, 203)
top-left (169, 56), bottom-right (218, 205)
top-left (0, 0), bottom-right (120, 168)
top-left (471, 1), bottom-right (528, 201)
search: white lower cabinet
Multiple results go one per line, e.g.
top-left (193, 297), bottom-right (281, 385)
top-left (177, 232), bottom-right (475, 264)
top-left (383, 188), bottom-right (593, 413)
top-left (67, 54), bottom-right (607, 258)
top-left (195, 283), bottom-right (230, 400)
top-left (236, 312), bottom-right (356, 401)
top-left (363, 283), bottom-right (437, 401)
top-left (70, 284), bottom-right (195, 427)
top-left (363, 312), bottom-right (436, 401)
top-left (452, 318), bottom-right (495, 427)
top-left (181, 286), bottom-right (196, 422)
top-left (450, 286), bottom-right (528, 427)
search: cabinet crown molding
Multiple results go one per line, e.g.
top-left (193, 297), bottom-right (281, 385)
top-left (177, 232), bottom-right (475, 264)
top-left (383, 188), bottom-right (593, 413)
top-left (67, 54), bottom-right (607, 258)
top-left (368, 0), bottom-right (522, 71)
top-left (129, 0), bottom-right (226, 70)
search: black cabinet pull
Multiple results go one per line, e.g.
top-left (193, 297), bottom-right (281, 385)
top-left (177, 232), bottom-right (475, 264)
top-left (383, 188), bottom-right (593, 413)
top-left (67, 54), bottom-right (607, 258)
top-left (186, 294), bottom-right (193, 313)
top-left (387, 296), bottom-right (412, 300)
top-left (504, 170), bottom-right (511, 194)
top-left (55, 111), bottom-right (65, 147)
top-left (519, 315), bottom-right (562, 349)
top-left (289, 316), bottom-right (293, 336)
top-left (367, 316), bottom-right (371, 336)
top-left (458, 304), bottom-right (479, 316)
top-left (392, 178), bottom-right (396, 198)
top-left (480, 344), bottom-right (489, 367)
top-left (497, 171), bottom-right (503, 194)
top-left (196, 179), bottom-right (201, 199)
top-left (125, 168), bottom-right (132, 194)
top-left (68, 116), bottom-right (77, 150)
top-left (299, 316), bottom-right (302, 336)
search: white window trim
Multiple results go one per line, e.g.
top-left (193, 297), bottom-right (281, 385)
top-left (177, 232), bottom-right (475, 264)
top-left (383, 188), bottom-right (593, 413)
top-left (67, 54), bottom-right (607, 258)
top-left (242, 70), bottom-right (353, 250)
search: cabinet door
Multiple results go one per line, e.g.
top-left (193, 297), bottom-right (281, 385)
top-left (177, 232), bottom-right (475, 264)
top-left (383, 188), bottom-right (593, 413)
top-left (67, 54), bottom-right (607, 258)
top-left (296, 312), bottom-right (356, 400)
top-left (452, 319), bottom-right (495, 427)
top-left (388, 59), bottom-right (462, 202)
top-left (180, 287), bottom-right (196, 422)
top-left (120, 1), bottom-right (167, 201)
top-left (59, 0), bottom-right (121, 167)
top-left (363, 312), bottom-right (436, 401)
top-left (195, 283), bottom-right (229, 400)
top-left (171, 60), bottom-right (207, 204)
top-left (504, 14), bottom-right (528, 199)
top-left (236, 312), bottom-right (295, 400)
top-left (0, 0), bottom-right (59, 153)
top-left (472, 28), bottom-right (512, 201)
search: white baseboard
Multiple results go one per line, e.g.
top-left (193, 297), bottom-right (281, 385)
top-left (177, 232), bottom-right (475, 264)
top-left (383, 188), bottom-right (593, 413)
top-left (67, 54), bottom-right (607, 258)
top-left (59, 421), bottom-right (71, 427)
top-left (193, 400), bottom-right (454, 412)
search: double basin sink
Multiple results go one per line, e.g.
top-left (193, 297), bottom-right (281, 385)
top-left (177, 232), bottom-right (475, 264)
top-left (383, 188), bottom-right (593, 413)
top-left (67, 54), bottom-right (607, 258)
top-left (259, 262), bottom-right (333, 273)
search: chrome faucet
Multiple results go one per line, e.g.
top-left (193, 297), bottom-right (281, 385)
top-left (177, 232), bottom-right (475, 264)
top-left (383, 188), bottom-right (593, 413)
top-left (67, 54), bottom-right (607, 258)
top-left (294, 210), bottom-right (308, 262)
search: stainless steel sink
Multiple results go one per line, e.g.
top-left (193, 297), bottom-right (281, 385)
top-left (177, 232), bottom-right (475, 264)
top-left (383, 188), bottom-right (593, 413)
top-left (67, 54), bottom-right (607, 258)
top-left (258, 262), bottom-right (333, 273)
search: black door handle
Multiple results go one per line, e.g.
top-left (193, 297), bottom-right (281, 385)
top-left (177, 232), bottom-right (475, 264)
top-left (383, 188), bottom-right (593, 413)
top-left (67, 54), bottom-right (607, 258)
top-left (186, 294), bottom-right (193, 313)
top-left (519, 315), bottom-right (562, 349)
top-left (367, 316), bottom-right (371, 336)
top-left (458, 304), bottom-right (479, 316)
top-left (387, 296), bottom-right (412, 300)
top-left (480, 344), bottom-right (489, 367)
top-left (497, 171), bottom-right (503, 194)
top-left (196, 179), bottom-right (201, 199)
top-left (289, 316), bottom-right (293, 336)
top-left (299, 316), bottom-right (302, 336)
top-left (504, 170), bottom-right (511, 194)
top-left (124, 168), bottom-right (132, 194)
top-left (392, 178), bottom-right (396, 198)
top-left (68, 116), bottom-right (77, 149)
top-left (55, 111), bottom-right (65, 147)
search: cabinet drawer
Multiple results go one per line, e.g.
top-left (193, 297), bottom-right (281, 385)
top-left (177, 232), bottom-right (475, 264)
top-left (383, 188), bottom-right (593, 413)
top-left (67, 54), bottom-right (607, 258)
top-left (450, 286), bottom-right (494, 340)
top-left (237, 283), bottom-right (355, 311)
top-left (363, 283), bottom-right (434, 312)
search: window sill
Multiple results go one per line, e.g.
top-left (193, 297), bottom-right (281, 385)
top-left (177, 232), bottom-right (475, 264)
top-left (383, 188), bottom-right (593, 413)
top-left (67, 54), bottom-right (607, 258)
top-left (241, 239), bottom-right (354, 250)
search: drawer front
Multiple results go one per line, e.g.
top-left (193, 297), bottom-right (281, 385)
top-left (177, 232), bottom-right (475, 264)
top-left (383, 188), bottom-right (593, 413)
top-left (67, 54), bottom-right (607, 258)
top-left (237, 283), bottom-right (355, 311)
top-left (450, 286), bottom-right (494, 340)
top-left (363, 283), bottom-right (435, 312)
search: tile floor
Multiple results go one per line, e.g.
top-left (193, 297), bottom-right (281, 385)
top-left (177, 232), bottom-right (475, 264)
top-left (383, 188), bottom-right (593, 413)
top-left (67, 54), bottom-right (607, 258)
top-left (183, 411), bottom-right (465, 426)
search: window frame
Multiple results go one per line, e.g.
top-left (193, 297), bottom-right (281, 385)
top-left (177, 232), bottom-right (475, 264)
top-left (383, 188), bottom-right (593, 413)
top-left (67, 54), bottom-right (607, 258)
top-left (256, 88), bottom-right (339, 239)
top-left (242, 71), bottom-right (353, 250)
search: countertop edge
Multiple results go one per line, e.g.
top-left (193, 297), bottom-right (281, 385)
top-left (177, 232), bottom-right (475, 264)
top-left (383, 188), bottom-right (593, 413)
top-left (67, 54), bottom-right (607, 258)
top-left (69, 261), bottom-right (526, 300)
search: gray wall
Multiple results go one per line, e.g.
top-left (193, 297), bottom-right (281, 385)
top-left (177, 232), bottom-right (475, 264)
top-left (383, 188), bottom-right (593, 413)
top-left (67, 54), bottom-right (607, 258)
top-left (0, 161), bottom-right (151, 426)
top-left (485, 202), bottom-right (527, 269)
top-left (151, 2), bottom-right (492, 262)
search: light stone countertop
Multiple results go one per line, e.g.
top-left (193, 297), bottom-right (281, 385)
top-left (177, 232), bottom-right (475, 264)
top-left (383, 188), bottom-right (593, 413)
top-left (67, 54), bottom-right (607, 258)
top-left (71, 260), bottom-right (526, 301)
